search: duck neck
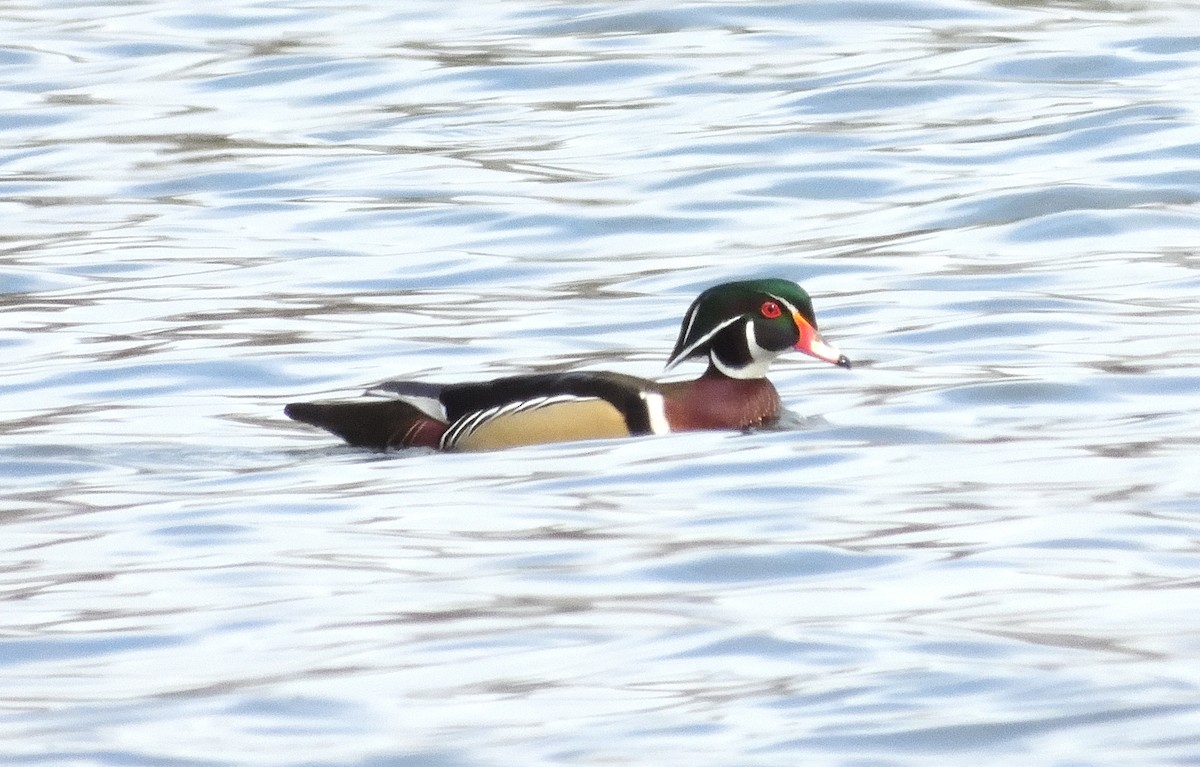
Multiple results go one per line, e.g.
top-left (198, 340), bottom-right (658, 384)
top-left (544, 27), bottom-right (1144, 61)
top-left (663, 365), bottom-right (782, 431)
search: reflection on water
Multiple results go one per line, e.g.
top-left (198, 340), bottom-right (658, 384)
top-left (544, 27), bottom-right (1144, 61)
top-left (3, 1), bottom-right (1200, 765)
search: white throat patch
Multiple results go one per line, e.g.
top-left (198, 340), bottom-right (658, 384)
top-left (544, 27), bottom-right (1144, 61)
top-left (710, 320), bottom-right (778, 379)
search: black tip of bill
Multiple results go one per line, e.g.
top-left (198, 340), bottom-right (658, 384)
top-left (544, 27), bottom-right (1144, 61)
top-left (835, 355), bottom-right (852, 369)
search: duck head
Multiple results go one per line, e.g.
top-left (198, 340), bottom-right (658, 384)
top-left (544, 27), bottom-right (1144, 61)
top-left (664, 278), bottom-right (851, 379)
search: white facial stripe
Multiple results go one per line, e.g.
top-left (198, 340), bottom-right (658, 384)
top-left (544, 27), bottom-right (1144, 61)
top-left (748, 314), bottom-right (788, 362)
top-left (664, 313), bottom-right (744, 371)
top-left (676, 302), bottom-right (699, 353)
top-left (769, 293), bottom-right (800, 316)
top-left (367, 386), bottom-right (447, 421)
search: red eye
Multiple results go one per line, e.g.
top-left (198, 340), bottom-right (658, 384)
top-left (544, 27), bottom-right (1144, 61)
top-left (760, 300), bottom-right (782, 319)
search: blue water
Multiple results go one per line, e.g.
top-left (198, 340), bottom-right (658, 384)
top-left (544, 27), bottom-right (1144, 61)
top-left (3, 2), bottom-right (1200, 765)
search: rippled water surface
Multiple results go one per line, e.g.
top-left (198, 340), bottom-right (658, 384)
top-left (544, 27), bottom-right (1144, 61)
top-left (4, 2), bottom-right (1200, 765)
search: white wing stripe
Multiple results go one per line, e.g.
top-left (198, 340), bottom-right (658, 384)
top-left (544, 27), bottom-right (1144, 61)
top-left (440, 394), bottom-right (594, 449)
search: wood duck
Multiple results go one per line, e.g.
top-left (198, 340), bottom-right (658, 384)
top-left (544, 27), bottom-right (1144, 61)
top-left (285, 278), bottom-right (850, 451)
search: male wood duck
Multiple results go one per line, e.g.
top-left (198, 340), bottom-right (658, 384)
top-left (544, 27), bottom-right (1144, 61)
top-left (285, 278), bottom-right (850, 451)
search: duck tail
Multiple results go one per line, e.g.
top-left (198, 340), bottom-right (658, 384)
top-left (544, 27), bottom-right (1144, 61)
top-left (284, 399), bottom-right (446, 450)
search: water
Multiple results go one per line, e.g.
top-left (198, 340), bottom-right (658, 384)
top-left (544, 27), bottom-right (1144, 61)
top-left (3, 1), bottom-right (1200, 765)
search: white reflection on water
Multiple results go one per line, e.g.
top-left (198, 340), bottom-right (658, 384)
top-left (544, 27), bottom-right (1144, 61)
top-left (3, 1), bottom-right (1200, 765)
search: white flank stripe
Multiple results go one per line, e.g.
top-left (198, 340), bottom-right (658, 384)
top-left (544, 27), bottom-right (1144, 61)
top-left (640, 391), bottom-right (670, 435)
